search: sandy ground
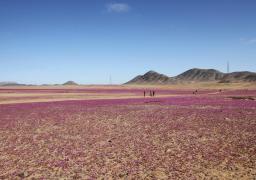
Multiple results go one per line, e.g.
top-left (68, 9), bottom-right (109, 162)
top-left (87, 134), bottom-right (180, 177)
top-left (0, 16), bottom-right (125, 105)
top-left (0, 94), bottom-right (178, 105)
top-left (0, 83), bottom-right (255, 104)
top-left (0, 89), bottom-right (177, 104)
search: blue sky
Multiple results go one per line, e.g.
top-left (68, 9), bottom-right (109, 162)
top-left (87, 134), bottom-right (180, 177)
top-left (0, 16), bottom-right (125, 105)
top-left (0, 0), bottom-right (256, 84)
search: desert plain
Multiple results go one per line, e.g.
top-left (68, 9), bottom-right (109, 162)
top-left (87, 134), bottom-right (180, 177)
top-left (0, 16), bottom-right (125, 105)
top-left (0, 83), bottom-right (255, 179)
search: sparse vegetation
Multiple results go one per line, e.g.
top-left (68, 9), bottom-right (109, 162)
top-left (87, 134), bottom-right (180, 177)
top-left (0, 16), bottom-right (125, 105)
top-left (0, 87), bottom-right (255, 179)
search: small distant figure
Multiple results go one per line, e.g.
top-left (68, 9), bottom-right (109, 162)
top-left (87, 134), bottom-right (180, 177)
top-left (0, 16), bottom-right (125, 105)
top-left (153, 91), bottom-right (155, 97)
top-left (144, 91), bottom-right (146, 97)
top-left (219, 89), bottom-right (222, 92)
top-left (193, 90), bottom-right (198, 95)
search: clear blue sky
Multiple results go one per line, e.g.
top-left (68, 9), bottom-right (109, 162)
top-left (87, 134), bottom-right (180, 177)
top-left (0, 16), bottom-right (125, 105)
top-left (0, 0), bottom-right (256, 84)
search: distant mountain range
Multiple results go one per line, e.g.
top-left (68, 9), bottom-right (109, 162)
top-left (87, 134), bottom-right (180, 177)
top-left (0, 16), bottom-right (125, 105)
top-left (125, 68), bottom-right (256, 84)
top-left (1, 69), bottom-right (256, 86)
top-left (0, 81), bottom-right (79, 86)
top-left (0, 82), bottom-right (26, 86)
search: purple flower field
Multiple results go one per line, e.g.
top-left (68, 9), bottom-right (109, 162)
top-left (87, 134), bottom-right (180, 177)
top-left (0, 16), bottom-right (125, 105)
top-left (0, 89), bottom-right (256, 179)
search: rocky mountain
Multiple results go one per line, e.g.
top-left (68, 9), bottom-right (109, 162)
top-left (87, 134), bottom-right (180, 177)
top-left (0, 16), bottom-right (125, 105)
top-left (126, 68), bottom-right (256, 84)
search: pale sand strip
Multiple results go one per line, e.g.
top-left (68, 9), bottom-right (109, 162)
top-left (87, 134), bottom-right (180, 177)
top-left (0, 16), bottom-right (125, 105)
top-left (0, 94), bottom-right (177, 105)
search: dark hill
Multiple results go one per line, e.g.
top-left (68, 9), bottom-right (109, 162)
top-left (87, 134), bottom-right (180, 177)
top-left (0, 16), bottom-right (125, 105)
top-left (63, 81), bottom-right (78, 85)
top-left (125, 71), bottom-right (174, 84)
top-left (175, 68), bottom-right (224, 81)
top-left (219, 71), bottom-right (256, 83)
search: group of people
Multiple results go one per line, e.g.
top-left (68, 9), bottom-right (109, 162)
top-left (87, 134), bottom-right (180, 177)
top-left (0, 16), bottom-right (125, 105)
top-left (144, 90), bottom-right (156, 97)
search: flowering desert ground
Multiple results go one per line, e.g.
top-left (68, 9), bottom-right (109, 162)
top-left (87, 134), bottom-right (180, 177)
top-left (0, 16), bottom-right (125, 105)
top-left (0, 84), bottom-right (256, 179)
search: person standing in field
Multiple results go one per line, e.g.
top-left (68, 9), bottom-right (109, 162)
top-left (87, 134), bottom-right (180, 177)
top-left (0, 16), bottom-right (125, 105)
top-left (153, 91), bottom-right (155, 97)
top-left (144, 90), bottom-right (146, 97)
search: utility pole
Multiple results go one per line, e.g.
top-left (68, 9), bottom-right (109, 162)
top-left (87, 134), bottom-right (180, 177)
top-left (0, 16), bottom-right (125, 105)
top-left (227, 61), bottom-right (230, 73)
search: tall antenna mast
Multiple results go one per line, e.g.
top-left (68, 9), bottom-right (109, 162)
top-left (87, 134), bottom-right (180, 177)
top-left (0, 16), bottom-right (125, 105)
top-left (227, 61), bottom-right (230, 73)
